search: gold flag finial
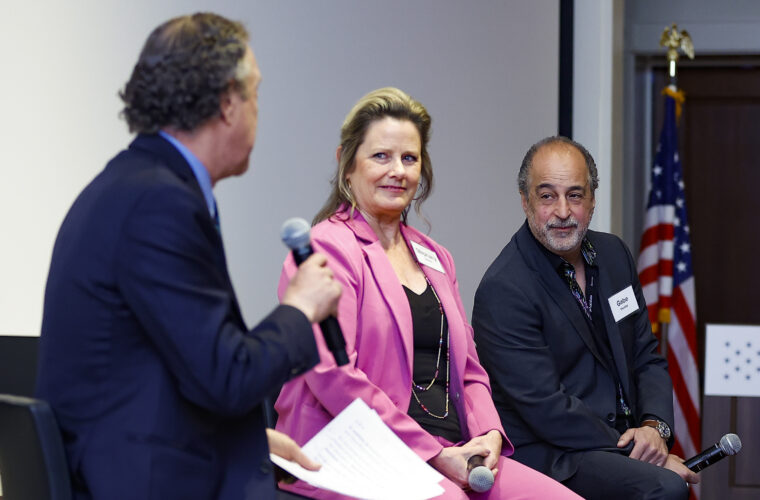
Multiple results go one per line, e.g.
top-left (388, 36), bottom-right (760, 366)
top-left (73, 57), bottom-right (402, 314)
top-left (659, 23), bottom-right (695, 80)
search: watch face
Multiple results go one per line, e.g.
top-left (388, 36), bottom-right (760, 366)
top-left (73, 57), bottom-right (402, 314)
top-left (658, 421), bottom-right (671, 439)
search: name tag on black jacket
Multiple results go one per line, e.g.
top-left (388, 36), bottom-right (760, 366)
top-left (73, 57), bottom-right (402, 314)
top-left (607, 285), bottom-right (638, 322)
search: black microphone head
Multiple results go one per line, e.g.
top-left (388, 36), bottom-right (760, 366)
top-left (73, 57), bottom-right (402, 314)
top-left (281, 217), bottom-right (311, 250)
top-left (719, 433), bottom-right (742, 456)
top-left (468, 465), bottom-right (494, 493)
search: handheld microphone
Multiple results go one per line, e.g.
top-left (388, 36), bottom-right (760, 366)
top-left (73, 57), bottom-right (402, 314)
top-left (467, 455), bottom-right (494, 493)
top-left (683, 433), bottom-right (742, 472)
top-left (280, 218), bottom-right (349, 366)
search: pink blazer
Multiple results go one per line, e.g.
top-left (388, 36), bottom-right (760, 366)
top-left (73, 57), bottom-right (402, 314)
top-left (275, 211), bottom-right (514, 478)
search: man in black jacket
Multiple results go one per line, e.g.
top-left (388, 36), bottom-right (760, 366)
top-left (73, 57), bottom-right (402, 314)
top-left (472, 136), bottom-right (698, 500)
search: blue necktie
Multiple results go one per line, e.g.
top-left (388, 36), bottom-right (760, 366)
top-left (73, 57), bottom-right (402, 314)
top-left (212, 201), bottom-right (221, 234)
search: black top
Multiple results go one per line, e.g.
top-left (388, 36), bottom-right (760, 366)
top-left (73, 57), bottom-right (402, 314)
top-left (404, 284), bottom-right (462, 444)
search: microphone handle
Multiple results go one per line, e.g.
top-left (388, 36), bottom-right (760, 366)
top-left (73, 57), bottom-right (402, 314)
top-left (467, 455), bottom-right (486, 470)
top-left (683, 444), bottom-right (725, 472)
top-left (291, 245), bottom-right (349, 366)
top-left (319, 316), bottom-right (349, 366)
top-left (292, 246), bottom-right (312, 266)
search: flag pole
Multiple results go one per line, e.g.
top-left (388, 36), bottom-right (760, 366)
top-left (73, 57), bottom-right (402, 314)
top-left (638, 29), bottom-right (701, 496)
top-left (660, 323), bottom-right (669, 358)
top-left (657, 24), bottom-right (694, 357)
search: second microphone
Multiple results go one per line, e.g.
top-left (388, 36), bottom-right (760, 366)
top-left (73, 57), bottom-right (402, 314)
top-left (281, 217), bottom-right (349, 366)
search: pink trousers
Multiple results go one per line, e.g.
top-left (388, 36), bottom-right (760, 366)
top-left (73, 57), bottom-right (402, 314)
top-left (431, 435), bottom-right (581, 500)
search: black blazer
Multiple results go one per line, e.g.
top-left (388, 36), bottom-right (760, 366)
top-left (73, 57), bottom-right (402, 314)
top-left (472, 222), bottom-right (672, 482)
top-left (37, 134), bottom-right (319, 499)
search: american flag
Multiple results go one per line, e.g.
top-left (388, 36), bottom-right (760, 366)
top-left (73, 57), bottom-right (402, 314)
top-left (637, 87), bottom-right (700, 497)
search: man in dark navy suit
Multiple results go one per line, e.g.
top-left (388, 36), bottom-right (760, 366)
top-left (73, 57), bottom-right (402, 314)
top-left (36, 13), bottom-right (341, 500)
top-left (472, 136), bottom-right (699, 500)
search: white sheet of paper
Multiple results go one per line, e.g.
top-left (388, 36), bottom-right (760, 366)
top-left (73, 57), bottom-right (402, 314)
top-left (271, 398), bottom-right (444, 499)
top-left (704, 323), bottom-right (760, 397)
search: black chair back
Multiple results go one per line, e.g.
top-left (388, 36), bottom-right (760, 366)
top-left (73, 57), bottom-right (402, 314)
top-left (0, 336), bottom-right (39, 397)
top-left (0, 394), bottom-right (72, 500)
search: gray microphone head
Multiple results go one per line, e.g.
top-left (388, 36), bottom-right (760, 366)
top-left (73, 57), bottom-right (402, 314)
top-left (280, 217), bottom-right (311, 250)
top-left (468, 465), bottom-right (494, 493)
top-left (719, 433), bottom-right (742, 456)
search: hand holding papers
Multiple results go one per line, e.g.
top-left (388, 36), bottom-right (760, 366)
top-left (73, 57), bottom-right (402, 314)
top-left (271, 398), bottom-right (445, 499)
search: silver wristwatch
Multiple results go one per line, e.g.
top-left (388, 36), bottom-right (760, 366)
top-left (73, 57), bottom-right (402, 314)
top-left (642, 419), bottom-right (671, 440)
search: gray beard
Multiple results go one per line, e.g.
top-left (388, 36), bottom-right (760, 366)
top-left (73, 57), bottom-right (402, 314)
top-left (527, 213), bottom-right (589, 255)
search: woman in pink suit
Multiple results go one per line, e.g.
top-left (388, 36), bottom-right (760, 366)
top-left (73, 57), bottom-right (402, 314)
top-left (275, 87), bottom-right (579, 499)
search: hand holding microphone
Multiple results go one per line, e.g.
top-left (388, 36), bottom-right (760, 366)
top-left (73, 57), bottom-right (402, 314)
top-left (662, 433), bottom-right (741, 485)
top-left (281, 218), bottom-right (348, 366)
top-left (430, 430), bottom-right (500, 492)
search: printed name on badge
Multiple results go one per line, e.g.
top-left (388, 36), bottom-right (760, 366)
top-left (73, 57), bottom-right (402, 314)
top-left (607, 285), bottom-right (639, 322)
top-left (410, 241), bottom-right (445, 274)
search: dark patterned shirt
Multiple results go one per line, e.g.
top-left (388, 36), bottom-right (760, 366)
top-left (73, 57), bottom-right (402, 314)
top-left (536, 235), bottom-right (633, 422)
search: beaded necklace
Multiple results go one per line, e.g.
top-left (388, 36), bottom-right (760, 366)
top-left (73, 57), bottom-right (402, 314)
top-left (409, 274), bottom-right (450, 420)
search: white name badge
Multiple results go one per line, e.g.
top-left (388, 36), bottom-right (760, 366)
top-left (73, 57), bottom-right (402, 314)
top-left (607, 285), bottom-right (639, 322)
top-left (410, 241), bottom-right (445, 274)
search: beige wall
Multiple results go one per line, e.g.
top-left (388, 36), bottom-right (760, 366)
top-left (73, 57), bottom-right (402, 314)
top-left (0, 1), bottom-right (559, 334)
